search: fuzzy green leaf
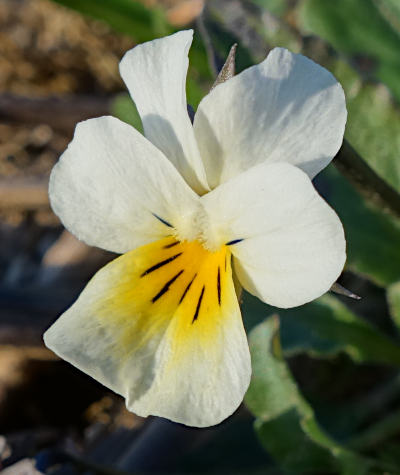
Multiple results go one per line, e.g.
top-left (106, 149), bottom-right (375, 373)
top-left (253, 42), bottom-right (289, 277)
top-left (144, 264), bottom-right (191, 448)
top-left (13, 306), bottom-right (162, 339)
top-left (387, 281), bottom-right (400, 330)
top-left (51, 0), bottom-right (171, 41)
top-left (245, 317), bottom-right (371, 473)
top-left (242, 292), bottom-right (400, 366)
top-left (321, 165), bottom-right (400, 286)
top-left (111, 94), bottom-right (143, 133)
top-left (299, 0), bottom-right (400, 102)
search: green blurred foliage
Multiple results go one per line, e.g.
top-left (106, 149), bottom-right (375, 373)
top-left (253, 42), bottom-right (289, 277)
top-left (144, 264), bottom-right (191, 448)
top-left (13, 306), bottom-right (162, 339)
top-left (111, 94), bottom-right (143, 132)
top-left (297, 0), bottom-right (400, 192)
top-left (245, 317), bottom-right (372, 474)
top-left (52, 0), bottom-right (172, 41)
top-left (252, 0), bottom-right (288, 17)
top-left (387, 281), bottom-right (400, 329)
top-left (379, 0), bottom-right (400, 31)
top-left (332, 61), bottom-right (400, 192)
top-left (322, 166), bottom-right (400, 287)
top-left (243, 292), bottom-right (400, 366)
top-left (299, 0), bottom-right (400, 101)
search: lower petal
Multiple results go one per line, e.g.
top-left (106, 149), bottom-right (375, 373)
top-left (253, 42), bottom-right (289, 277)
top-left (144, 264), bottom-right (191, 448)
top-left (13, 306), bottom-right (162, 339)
top-left (44, 237), bottom-right (251, 427)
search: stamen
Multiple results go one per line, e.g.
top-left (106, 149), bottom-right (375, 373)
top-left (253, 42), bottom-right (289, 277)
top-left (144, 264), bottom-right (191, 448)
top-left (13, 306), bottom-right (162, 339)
top-left (152, 270), bottom-right (184, 303)
top-left (140, 253), bottom-right (182, 276)
top-left (179, 273), bottom-right (197, 304)
top-left (192, 286), bottom-right (205, 323)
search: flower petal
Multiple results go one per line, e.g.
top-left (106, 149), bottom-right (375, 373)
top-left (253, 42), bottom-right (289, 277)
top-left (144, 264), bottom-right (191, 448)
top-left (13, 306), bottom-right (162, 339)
top-left (44, 237), bottom-right (251, 427)
top-left (202, 163), bottom-right (346, 308)
top-left (119, 30), bottom-right (209, 194)
top-left (49, 116), bottom-right (199, 254)
top-left (194, 47), bottom-right (347, 188)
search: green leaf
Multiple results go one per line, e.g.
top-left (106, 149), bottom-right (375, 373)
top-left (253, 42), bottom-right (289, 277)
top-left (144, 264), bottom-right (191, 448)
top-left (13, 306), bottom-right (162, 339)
top-left (297, 3), bottom-right (400, 194)
top-left (378, 0), bottom-right (400, 35)
top-left (251, 0), bottom-right (289, 17)
top-left (245, 316), bottom-right (302, 418)
top-left (298, 0), bottom-right (400, 102)
top-left (348, 407), bottom-right (400, 451)
top-left (321, 165), bottom-right (400, 286)
top-left (281, 294), bottom-right (400, 366)
top-left (51, 0), bottom-right (172, 41)
top-left (387, 281), bottom-right (400, 330)
top-left (331, 60), bottom-right (400, 194)
top-left (111, 94), bottom-right (143, 132)
top-left (242, 292), bottom-right (400, 366)
top-left (245, 316), bottom-right (372, 474)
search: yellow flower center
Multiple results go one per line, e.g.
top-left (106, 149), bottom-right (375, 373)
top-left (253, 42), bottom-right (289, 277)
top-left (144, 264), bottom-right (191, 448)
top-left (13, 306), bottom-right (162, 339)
top-left (97, 236), bottom-right (236, 359)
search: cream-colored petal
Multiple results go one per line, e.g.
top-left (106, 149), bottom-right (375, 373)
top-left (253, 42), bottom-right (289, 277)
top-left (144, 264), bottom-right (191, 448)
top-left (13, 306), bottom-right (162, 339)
top-left (202, 163), bottom-right (346, 308)
top-left (120, 30), bottom-right (209, 194)
top-left (194, 47), bottom-right (346, 188)
top-left (49, 116), bottom-right (199, 254)
top-left (44, 237), bottom-right (251, 427)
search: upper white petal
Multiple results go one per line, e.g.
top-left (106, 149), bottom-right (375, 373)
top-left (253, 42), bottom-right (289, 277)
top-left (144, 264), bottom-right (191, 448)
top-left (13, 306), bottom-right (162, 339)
top-left (49, 116), bottom-right (199, 254)
top-left (202, 162), bottom-right (346, 308)
top-left (194, 47), bottom-right (347, 188)
top-left (119, 30), bottom-right (209, 194)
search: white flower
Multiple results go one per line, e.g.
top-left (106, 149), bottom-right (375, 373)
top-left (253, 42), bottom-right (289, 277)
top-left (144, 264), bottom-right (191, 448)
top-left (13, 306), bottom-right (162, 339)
top-left (44, 30), bottom-right (346, 427)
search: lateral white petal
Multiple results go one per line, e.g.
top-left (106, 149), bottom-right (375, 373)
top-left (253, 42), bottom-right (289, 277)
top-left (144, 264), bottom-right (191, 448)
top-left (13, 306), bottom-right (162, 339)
top-left (49, 116), bottom-right (199, 254)
top-left (202, 163), bottom-right (346, 308)
top-left (120, 30), bottom-right (209, 194)
top-left (194, 47), bottom-right (347, 188)
top-left (44, 237), bottom-right (251, 427)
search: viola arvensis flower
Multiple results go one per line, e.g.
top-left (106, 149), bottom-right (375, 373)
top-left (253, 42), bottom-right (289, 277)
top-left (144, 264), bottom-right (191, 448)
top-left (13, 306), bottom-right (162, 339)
top-left (44, 30), bottom-right (347, 427)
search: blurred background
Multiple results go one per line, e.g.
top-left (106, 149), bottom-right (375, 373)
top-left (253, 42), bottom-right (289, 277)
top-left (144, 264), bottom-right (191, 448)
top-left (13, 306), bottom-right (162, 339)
top-left (1, 0), bottom-right (400, 473)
